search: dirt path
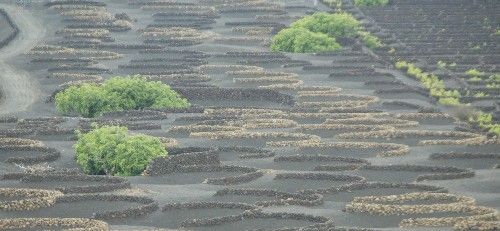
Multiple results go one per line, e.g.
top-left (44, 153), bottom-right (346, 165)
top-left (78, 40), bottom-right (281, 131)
top-left (0, 4), bottom-right (44, 115)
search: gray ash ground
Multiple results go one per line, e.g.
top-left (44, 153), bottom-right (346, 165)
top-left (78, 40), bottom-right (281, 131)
top-left (0, 0), bottom-right (498, 230)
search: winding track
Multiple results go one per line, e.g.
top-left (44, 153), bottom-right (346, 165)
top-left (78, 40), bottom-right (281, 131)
top-left (0, 5), bottom-right (43, 115)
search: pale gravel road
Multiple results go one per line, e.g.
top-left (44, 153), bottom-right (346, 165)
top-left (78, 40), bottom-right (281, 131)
top-left (0, 4), bottom-right (44, 115)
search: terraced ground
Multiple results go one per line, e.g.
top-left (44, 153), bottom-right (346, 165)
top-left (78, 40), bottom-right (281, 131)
top-left (356, 0), bottom-right (500, 119)
top-left (0, 0), bottom-right (498, 230)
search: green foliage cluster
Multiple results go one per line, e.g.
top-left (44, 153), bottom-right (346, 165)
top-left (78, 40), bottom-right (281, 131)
top-left (437, 60), bottom-right (456, 70)
top-left (354, 0), bottom-right (389, 6)
top-left (466, 69), bottom-right (486, 78)
top-left (75, 126), bottom-right (167, 176)
top-left (468, 112), bottom-right (500, 136)
top-left (291, 12), bottom-right (360, 38)
top-left (55, 76), bottom-right (190, 118)
top-left (465, 69), bottom-right (499, 88)
top-left (358, 31), bottom-right (383, 49)
top-left (270, 12), bottom-right (382, 53)
top-left (486, 74), bottom-right (500, 88)
top-left (395, 61), bottom-right (460, 106)
top-left (271, 27), bottom-right (341, 53)
top-left (474, 92), bottom-right (488, 98)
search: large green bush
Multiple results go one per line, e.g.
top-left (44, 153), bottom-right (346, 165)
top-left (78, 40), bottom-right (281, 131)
top-left (270, 12), bottom-right (382, 53)
top-left (55, 76), bottom-right (190, 118)
top-left (75, 126), bottom-right (167, 176)
top-left (291, 12), bottom-right (360, 38)
top-left (54, 84), bottom-right (122, 118)
top-left (354, 0), bottom-right (389, 6)
top-left (270, 27), bottom-right (341, 53)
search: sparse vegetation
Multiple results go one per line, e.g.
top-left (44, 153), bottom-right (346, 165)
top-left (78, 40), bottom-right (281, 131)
top-left (395, 61), bottom-right (461, 106)
top-left (437, 60), bottom-right (456, 70)
top-left (354, 0), bottom-right (389, 7)
top-left (75, 125), bottom-right (167, 176)
top-left (321, 0), bottom-right (342, 10)
top-left (468, 112), bottom-right (500, 136)
top-left (55, 76), bottom-right (190, 117)
top-left (396, 62), bottom-right (499, 135)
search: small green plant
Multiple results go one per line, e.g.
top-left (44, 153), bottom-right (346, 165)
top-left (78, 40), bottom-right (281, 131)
top-left (437, 61), bottom-right (456, 70)
top-left (486, 83), bottom-right (499, 89)
top-left (358, 31), bottom-right (383, 48)
top-left (387, 47), bottom-right (396, 54)
top-left (270, 27), bottom-right (341, 53)
top-left (354, 0), bottom-right (389, 6)
top-left (75, 125), bottom-right (167, 176)
top-left (488, 124), bottom-right (500, 135)
top-left (394, 61), bottom-right (409, 69)
top-left (471, 45), bottom-right (481, 51)
top-left (437, 61), bottom-right (447, 69)
top-left (469, 76), bottom-right (483, 82)
top-left (55, 76), bottom-right (190, 117)
top-left (466, 69), bottom-right (486, 78)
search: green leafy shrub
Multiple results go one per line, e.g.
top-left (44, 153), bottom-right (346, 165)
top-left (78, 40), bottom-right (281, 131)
top-left (437, 61), bottom-right (447, 69)
top-left (55, 76), bottom-right (190, 117)
top-left (55, 84), bottom-right (122, 118)
top-left (75, 126), bottom-right (167, 176)
top-left (469, 76), bottom-right (482, 82)
top-left (438, 97), bottom-right (461, 106)
top-left (488, 124), bottom-right (500, 135)
top-left (291, 12), bottom-right (360, 38)
top-left (468, 112), bottom-right (500, 136)
top-left (112, 135), bottom-right (167, 176)
top-left (102, 77), bottom-right (190, 109)
top-left (465, 69), bottom-right (486, 78)
top-left (358, 31), bottom-right (382, 48)
top-left (270, 12), bottom-right (382, 53)
top-left (354, 0), bottom-right (389, 6)
top-left (270, 27), bottom-right (341, 53)
top-left (395, 61), bottom-right (409, 69)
